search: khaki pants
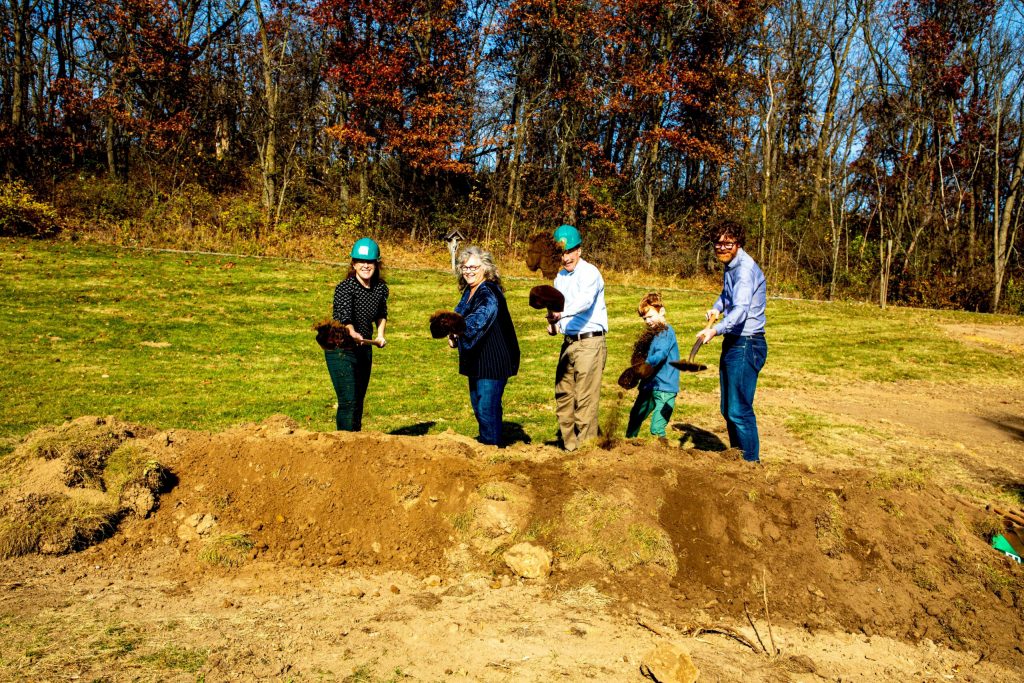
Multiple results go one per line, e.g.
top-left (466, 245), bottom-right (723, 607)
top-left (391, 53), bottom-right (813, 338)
top-left (554, 335), bottom-right (607, 450)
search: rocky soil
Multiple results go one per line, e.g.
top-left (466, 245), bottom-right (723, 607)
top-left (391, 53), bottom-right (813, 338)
top-left (2, 398), bottom-right (1023, 682)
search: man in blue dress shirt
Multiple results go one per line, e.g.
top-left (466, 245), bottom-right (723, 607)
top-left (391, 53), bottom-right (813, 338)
top-left (546, 224), bottom-right (609, 451)
top-left (695, 221), bottom-right (768, 462)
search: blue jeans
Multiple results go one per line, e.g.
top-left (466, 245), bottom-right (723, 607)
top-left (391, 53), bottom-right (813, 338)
top-left (469, 377), bottom-right (507, 446)
top-left (720, 334), bottom-right (767, 462)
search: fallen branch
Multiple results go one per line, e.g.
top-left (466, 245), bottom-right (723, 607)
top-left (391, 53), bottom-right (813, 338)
top-left (636, 616), bottom-right (672, 638)
top-left (762, 569), bottom-right (779, 656)
top-left (744, 602), bottom-right (770, 655)
top-left (677, 623), bottom-right (759, 652)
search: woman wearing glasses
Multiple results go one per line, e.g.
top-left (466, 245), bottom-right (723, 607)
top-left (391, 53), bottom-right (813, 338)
top-left (326, 237), bottom-right (389, 431)
top-left (449, 246), bottom-right (520, 446)
top-left (695, 221), bottom-right (768, 462)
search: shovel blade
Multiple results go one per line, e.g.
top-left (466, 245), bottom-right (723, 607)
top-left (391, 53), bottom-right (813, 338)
top-left (670, 360), bottom-right (708, 373)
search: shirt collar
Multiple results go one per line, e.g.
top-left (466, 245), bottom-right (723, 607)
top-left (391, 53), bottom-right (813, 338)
top-left (560, 258), bottom-right (585, 277)
top-left (725, 248), bottom-right (746, 272)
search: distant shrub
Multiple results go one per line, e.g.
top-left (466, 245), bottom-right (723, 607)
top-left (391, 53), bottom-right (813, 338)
top-left (900, 266), bottom-right (993, 313)
top-left (1002, 276), bottom-right (1024, 316)
top-left (0, 181), bottom-right (61, 237)
top-left (218, 195), bottom-right (265, 237)
top-left (142, 183), bottom-right (217, 234)
top-left (54, 176), bottom-right (148, 224)
top-left (586, 217), bottom-right (641, 271)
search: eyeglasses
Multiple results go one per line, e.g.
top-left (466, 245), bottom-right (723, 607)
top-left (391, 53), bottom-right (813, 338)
top-left (460, 264), bottom-right (481, 273)
top-left (714, 241), bottom-right (738, 251)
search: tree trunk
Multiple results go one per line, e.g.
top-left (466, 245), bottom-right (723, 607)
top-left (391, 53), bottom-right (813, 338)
top-left (7, 0), bottom-right (31, 178)
top-left (254, 0), bottom-right (279, 225)
top-left (759, 70), bottom-right (776, 265)
top-left (106, 114), bottom-right (116, 177)
top-left (992, 107), bottom-right (1024, 312)
top-left (643, 139), bottom-right (659, 262)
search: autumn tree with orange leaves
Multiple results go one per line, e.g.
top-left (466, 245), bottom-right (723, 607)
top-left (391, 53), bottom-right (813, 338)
top-left (314, 0), bottom-right (476, 235)
top-left (2, 0), bottom-right (1023, 311)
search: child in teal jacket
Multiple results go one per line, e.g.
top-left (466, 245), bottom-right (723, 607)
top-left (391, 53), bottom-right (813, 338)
top-left (626, 292), bottom-right (680, 439)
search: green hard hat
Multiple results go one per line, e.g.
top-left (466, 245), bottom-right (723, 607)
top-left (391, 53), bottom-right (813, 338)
top-left (350, 237), bottom-right (380, 260)
top-left (553, 224), bottom-right (581, 251)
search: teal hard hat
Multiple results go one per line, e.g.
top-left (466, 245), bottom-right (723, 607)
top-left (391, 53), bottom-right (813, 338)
top-left (553, 224), bottom-right (581, 251)
top-left (350, 237), bottom-right (380, 260)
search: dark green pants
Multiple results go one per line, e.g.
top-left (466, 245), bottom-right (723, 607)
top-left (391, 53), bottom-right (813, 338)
top-left (325, 346), bottom-right (373, 431)
top-left (626, 389), bottom-right (676, 438)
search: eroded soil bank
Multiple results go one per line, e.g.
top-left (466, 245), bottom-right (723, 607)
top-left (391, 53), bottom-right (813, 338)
top-left (1, 415), bottom-right (1022, 681)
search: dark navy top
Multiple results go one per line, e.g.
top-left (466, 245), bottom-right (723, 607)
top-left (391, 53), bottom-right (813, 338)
top-left (454, 280), bottom-right (520, 379)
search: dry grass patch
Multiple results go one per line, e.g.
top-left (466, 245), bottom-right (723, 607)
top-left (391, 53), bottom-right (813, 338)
top-left (555, 489), bottom-right (676, 572)
top-left (0, 494), bottom-right (119, 558)
top-left (558, 583), bottom-right (613, 610)
top-left (869, 467), bottom-right (929, 491)
top-left (478, 482), bottom-right (513, 501)
top-left (198, 532), bottom-right (254, 567)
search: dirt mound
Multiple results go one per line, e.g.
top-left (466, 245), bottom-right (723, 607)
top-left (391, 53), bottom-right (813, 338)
top-left (0, 416), bottom-right (166, 557)
top-left (4, 416), bottom-right (1023, 666)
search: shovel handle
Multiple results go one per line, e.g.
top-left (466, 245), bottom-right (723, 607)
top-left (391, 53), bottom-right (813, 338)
top-left (688, 311), bottom-right (721, 363)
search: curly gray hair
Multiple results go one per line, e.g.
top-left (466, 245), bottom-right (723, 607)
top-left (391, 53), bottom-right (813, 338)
top-left (456, 245), bottom-right (504, 292)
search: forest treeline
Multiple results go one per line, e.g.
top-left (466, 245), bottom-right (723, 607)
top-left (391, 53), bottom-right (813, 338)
top-left (1, 0), bottom-right (1022, 312)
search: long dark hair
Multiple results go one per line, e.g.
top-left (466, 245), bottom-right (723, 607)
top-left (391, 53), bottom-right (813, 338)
top-left (346, 259), bottom-right (386, 287)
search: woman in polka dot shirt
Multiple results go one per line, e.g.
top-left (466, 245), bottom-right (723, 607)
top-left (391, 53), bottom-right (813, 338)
top-left (325, 237), bottom-right (389, 431)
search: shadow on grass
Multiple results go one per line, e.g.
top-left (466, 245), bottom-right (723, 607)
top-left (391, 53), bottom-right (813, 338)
top-left (501, 422), bottom-right (531, 446)
top-left (672, 423), bottom-right (727, 451)
top-left (389, 421), bottom-right (436, 437)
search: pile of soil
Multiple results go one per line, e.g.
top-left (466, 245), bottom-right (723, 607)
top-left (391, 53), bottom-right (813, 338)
top-left (0, 416), bottom-right (165, 556)
top-left (4, 415), bottom-right (1023, 668)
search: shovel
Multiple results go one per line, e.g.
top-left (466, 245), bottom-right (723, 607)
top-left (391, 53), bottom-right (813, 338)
top-left (670, 312), bottom-right (719, 373)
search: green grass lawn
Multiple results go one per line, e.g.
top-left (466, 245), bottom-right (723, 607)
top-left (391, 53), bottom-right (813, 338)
top-left (2, 239), bottom-right (1022, 446)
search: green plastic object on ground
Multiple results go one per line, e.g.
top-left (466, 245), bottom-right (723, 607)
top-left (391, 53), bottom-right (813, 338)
top-left (991, 534), bottom-right (1022, 563)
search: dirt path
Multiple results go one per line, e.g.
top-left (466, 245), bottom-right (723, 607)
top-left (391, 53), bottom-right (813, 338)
top-left (2, 551), bottom-right (1016, 682)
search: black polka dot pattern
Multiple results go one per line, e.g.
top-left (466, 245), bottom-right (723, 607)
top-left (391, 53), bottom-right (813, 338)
top-left (332, 277), bottom-right (389, 339)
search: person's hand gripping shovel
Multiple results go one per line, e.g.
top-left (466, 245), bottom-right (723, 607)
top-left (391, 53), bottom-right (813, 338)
top-left (670, 310), bottom-right (720, 372)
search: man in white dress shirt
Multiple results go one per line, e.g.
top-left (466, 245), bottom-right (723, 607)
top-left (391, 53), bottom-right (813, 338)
top-left (546, 224), bottom-right (609, 451)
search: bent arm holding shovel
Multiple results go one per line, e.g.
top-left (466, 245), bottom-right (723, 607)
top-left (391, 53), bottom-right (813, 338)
top-left (346, 321), bottom-right (388, 348)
